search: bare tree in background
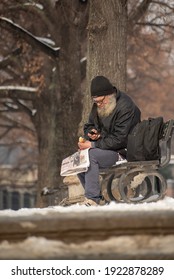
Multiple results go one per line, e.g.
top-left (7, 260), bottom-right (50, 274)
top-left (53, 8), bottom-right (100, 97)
top-left (127, 0), bottom-right (174, 119)
top-left (0, 0), bottom-right (89, 207)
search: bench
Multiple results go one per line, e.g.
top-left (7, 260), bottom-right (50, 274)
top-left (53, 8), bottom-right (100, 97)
top-left (100, 119), bottom-right (174, 203)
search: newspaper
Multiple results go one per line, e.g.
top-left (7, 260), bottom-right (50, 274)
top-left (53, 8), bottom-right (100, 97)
top-left (60, 148), bottom-right (90, 176)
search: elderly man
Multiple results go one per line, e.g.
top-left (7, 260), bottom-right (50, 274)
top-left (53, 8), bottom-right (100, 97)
top-left (78, 75), bottom-right (141, 206)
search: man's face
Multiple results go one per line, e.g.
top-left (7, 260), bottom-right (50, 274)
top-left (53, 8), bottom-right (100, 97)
top-left (93, 94), bottom-right (117, 117)
top-left (93, 95), bottom-right (108, 108)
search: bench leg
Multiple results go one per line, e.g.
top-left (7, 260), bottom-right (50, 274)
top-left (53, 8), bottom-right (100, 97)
top-left (118, 170), bottom-right (167, 203)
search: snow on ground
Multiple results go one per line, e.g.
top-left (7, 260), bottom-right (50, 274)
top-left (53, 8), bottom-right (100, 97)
top-left (0, 196), bottom-right (174, 259)
top-left (0, 196), bottom-right (174, 217)
top-left (1, 234), bottom-right (174, 260)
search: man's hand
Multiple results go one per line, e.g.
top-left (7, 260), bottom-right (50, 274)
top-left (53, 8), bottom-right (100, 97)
top-left (78, 140), bottom-right (92, 150)
top-left (88, 129), bottom-right (100, 141)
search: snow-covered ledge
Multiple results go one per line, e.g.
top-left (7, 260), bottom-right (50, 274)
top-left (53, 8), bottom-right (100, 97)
top-left (0, 197), bottom-right (174, 259)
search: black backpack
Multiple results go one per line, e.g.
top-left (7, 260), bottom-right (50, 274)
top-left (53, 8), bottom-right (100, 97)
top-left (127, 117), bottom-right (164, 162)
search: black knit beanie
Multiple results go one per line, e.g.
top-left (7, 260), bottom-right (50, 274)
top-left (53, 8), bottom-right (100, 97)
top-left (91, 75), bottom-right (115, 97)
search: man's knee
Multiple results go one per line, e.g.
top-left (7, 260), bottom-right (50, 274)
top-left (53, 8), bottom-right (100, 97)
top-left (88, 148), bottom-right (99, 161)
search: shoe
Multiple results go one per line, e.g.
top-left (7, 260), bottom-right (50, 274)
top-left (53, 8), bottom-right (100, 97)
top-left (79, 197), bottom-right (107, 206)
top-left (79, 197), bottom-right (98, 206)
top-left (98, 196), bottom-right (107, 205)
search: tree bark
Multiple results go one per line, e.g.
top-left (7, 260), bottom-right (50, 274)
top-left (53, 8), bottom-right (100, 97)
top-left (82, 0), bottom-right (128, 122)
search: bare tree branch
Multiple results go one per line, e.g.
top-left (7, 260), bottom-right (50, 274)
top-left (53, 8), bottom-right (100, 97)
top-left (0, 48), bottom-right (22, 68)
top-left (12, 98), bottom-right (33, 117)
top-left (2, 101), bottom-right (18, 112)
top-left (0, 113), bottom-right (35, 134)
top-left (137, 22), bottom-right (174, 29)
top-left (0, 86), bottom-right (38, 100)
top-left (152, 1), bottom-right (174, 11)
top-left (0, 17), bottom-right (60, 59)
top-left (0, 127), bottom-right (12, 139)
top-left (129, 0), bottom-right (152, 24)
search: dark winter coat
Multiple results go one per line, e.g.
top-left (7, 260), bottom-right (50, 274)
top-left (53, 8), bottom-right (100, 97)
top-left (84, 90), bottom-right (141, 152)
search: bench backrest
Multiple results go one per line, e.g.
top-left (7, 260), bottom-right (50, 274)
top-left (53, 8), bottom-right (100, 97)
top-left (160, 119), bottom-right (174, 168)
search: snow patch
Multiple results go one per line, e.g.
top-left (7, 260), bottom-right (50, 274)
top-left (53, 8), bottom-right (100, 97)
top-left (0, 196), bottom-right (174, 217)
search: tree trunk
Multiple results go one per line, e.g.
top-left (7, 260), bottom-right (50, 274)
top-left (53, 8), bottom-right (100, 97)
top-left (82, 0), bottom-right (127, 122)
top-left (34, 1), bottom-right (85, 207)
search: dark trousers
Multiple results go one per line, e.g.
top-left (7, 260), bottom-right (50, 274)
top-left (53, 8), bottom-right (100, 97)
top-left (77, 148), bottom-right (119, 202)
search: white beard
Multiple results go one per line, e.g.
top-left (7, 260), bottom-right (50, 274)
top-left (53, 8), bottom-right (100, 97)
top-left (97, 94), bottom-right (116, 118)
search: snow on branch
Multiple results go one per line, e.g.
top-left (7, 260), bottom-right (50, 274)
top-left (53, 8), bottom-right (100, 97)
top-left (0, 17), bottom-right (60, 59)
top-left (0, 86), bottom-right (38, 100)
